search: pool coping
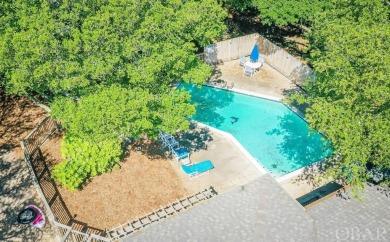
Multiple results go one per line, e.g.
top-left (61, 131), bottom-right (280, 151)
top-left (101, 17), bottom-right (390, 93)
top-left (194, 120), bottom-right (325, 183)
top-left (205, 84), bottom-right (281, 102)
top-left (193, 121), bottom-right (268, 176)
top-left (180, 83), bottom-right (326, 183)
top-left (204, 84), bottom-right (307, 120)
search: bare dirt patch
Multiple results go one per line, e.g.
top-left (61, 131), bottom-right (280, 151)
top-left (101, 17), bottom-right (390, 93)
top-left (41, 135), bottom-right (189, 230)
top-left (0, 91), bottom-right (58, 241)
top-left (0, 92), bottom-right (46, 155)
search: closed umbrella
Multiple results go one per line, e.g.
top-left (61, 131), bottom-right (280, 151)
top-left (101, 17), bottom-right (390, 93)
top-left (250, 44), bottom-right (259, 62)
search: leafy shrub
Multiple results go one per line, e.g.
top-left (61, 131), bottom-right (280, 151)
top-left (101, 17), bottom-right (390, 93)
top-left (51, 84), bottom-right (196, 141)
top-left (51, 135), bottom-right (122, 191)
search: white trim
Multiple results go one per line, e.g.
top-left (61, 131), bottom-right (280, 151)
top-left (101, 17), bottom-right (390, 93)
top-left (276, 159), bottom-right (324, 183)
top-left (204, 83), bottom-right (281, 101)
top-left (194, 122), bottom-right (268, 175)
top-left (231, 88), bottom-right (281, 101)
top-left (194, 121), bottom-right (326, 183)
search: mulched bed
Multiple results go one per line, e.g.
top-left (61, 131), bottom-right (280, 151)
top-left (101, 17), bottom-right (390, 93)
top-left (1, 90), bottom-right (190, 231)
top-left (41, 132), bottom-right (189, 230)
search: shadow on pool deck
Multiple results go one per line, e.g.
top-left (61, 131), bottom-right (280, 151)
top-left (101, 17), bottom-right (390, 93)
top-left (170, 123), bottom-right (263, 193)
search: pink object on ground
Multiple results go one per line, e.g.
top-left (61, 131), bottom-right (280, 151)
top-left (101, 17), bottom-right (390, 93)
top-left (26, 205), bottom-right (46, 229)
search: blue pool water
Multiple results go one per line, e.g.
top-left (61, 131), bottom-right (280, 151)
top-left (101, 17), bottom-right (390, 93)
top-left (179, 83), bottom-right (332, 177)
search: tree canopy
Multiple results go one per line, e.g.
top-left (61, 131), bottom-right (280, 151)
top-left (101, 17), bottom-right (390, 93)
top-left (50, 84), bottom-right (195, 190)
top-left (0, 0), bottom-right (226, 98)
top-left (291, 0), bottom-right (390, 192)
top-left (0, 0), bottom-right (226, 190)
top-left (252, 0), bottom-right (329, 26)
top-left (51, 84), bottom-right (195, 141)
top-left (221, 0), bottom-right (329, 27)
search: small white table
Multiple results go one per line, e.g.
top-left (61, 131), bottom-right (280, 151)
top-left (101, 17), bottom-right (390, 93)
top-left (245, 61), bottom-right (263, 71)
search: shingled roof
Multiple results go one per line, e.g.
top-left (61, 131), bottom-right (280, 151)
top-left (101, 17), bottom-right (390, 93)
top-left (124, 175), bottom-right (390, 242)
top-left (127, 174), bottom-right (317, 241)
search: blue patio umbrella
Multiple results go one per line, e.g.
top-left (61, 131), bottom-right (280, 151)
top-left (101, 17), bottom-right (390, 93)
top-left (250, 44), bottom-right (259, 62)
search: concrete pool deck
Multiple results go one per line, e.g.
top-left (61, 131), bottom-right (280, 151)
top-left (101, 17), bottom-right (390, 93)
top-left (208, 59), bottom-right (304, 101)
top-left (169, 124), bottom-right (263, 194)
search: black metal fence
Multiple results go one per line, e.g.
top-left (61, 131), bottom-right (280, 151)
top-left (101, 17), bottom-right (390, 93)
top-left (21, 117), bottom-right (111, 242)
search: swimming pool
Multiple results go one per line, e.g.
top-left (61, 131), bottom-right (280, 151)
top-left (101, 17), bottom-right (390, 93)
top-left (179, 83), bottom-right (332, 177)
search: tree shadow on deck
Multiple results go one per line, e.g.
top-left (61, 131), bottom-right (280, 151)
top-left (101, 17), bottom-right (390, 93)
top-left (177, 122), bottom-right (214, 153)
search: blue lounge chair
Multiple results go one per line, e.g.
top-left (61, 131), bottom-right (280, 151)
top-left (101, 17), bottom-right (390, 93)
top-left (181, 160), bottom-right (214, 178)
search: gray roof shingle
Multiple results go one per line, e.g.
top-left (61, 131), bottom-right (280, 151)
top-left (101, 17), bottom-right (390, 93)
top-left (126, 174), bottom-right (317, 242)
top-left (123, 176), bottom-right (390, 242)
top-left (307, 185), bottom-right (390, 242)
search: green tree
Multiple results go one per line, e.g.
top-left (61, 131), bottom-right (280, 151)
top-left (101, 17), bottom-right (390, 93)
top-left (222, 0), bottom-right (329, 27)
top-left (51, 85), bottom-right (196, 141)
top-left (220, 0), bottom-right (253, 11)
top-left (51, 84), bottom-right (195, 189)
top-left (253, 0), bottom-right (329, 26)
top-left (0, 0), bottom-right (226, 98)
top-left (291, 0), bottom-right (390, 194)
top-left (0, 0), bottom-right (226, 189)
top-left (0, 1), bottom-right (226, 190)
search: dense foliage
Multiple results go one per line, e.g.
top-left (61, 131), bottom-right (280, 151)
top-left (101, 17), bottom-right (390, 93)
top-left (252, 0), bottom-right (329, 26)
top-left (51, 85), bottom-right (195, 141)
top-left (291, 0), bottom-right (390, 192)
top-left (51, 135), bottom-right (122, 191)
top-left (221, 0), bottom-right (329, 27)
top-left (0, 0), bottom-right (225, 190)
top-left (0, 0), bottom-right (226, 97)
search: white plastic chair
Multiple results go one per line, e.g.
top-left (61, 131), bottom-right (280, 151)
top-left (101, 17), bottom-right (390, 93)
top-left (243, 65), bottom-right (255, 77)
top-left (239, 55), bottom-right (246, 69)
top-left (258, 54), bottom-right (265, 64)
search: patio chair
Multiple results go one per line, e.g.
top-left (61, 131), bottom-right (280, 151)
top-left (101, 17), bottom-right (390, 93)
top-left (173, 147), bottom-right (191, 165)
top-left (159, 130), bottom-right (191, 164)
top-left (239, 55), bottom-right (246, 69)
top-left (181, 160), bottom-right (214, 178)
top-left (258, 54), bottom-right (265, 64)
top-left (243, 65), bottom-right (255, 77)
top-left (159, 130), bottom-right (179, 150)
